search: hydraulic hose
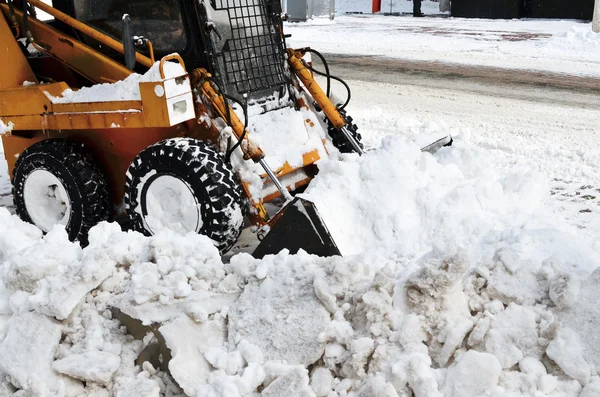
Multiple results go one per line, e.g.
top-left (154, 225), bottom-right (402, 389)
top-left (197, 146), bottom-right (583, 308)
top-left (223, 93), bottom-right (249, 163)
top-left (303, 48), bottom-right (352, 110)
top-left (304, 48), bottom-right (331, 98)
top-left (201, 77), bottom-right (249, 163)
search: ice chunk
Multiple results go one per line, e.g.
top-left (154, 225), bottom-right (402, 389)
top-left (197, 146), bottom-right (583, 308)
top-left (5, 227), bottom-right (79, 293)
top-left (29, 253), bottom-right (117, 320)
top-left (261, 367), bottom-right (315, 397)
top-left (114, 373), bottom-right (160, 397)
top-left (0, 312), bottom-right (63, 392)
top-left (546, 327), bottom-right (590, 384)
top-left (581, 379), bottom-right (600, 397)
top-left (356, 376), bottom-right (399, 397)
top-left (555, 267), bottom-right (600, 371)
top-left (159, 315), bottom-right (226, 396)
top-left (52, 351), bottom-right (121, 385)
top-left (484, 304), bottom-right (539, 368)
top-left (115, 290), bottom-right (238, 326)
top-left (549, 273), bottom-right (580, 310)
top-left (518, 357), bottom-right (547, 376)
top-left (442, 351), bottom-right (501, 397)
top-left (310, 368), bottom-right (333, 397)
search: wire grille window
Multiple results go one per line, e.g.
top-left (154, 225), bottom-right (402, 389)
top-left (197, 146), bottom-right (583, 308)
top-left (210, 0), bottom-right (287, 99)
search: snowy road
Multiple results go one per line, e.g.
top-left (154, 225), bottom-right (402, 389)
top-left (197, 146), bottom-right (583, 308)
top-left (286, 15), bottom-right (600, 78)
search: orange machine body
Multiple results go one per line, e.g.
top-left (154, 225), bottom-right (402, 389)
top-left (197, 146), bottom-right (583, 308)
top-left (0, 0), bottom-right (348, 227)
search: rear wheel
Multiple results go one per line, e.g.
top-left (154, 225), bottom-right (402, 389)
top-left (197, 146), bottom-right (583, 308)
top-left (12, 139), bottom-right (111, 243)
top-left (124, 138), bottom-right (245, 254)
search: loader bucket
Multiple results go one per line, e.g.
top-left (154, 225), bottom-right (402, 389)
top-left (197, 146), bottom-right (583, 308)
top-left (252, 197), bottom-right (341, 259)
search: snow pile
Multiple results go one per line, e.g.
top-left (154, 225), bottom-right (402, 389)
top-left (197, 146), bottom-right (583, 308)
top-left (541, 25), bottom-right (600, 63)
top-left (555, 25), bottom-right (600, 46)
top-left (1, 136), bottom-right (600, 397)
top-left (303, 137), bottom-right (598, 272)
top-left (51, 61), bottom-right (186, 104)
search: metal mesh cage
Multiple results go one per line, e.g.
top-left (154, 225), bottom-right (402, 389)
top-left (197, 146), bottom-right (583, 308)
top-left (209, 0), bottom-right (288, 100)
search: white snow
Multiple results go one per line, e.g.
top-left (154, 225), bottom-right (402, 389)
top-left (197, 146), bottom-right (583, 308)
top-left (441, 351), bottom-right (501, 397)
top-left (52, 351), bottom-right (121, 385)
top-left (546, 328), bottom-right (591, 384)
top-left (0, 311), bottom-right (64, 393)
top-left (1, 14), bottom-right (600, 397)
top-left (51, 61), bottom-right (186, 104)
top-left (159, 315), bottom-right (226, 396)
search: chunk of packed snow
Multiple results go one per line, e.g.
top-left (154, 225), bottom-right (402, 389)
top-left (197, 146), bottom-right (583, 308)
top-left (52, 351), bottom-right (121, 385)
top-left (484, 304), bottom-right (540, 369)
top-left (227, 259), bottom-right (331, 366)
top-left (24, 226), bottom-right (117, 320)
top-left (261, 366), bottom-right (315, 397)
top-left (0, 311), bottom-right (63, 392)
top-left (549, 273), bottom-right (580, 310)
top-left (114, 373), bottom-right (160, 397)
top-left (555, 267), bottom-right (600, 371)
top-left (547, 327), bottom-right (591, 384)
top-left (160, 315), bottom-right (226, 396)
top-left (115, 289), bottom-right (237, 326)
top-left (581, 379), bottom-right (600, 397)
top-left (441, 351), bottom-right (501, 397)
top-left (309, 367), bottom-right (333, 397)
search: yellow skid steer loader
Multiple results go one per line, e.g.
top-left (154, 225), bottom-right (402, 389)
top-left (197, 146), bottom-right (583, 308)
top-left (0, 0), bottom-right (451, 257)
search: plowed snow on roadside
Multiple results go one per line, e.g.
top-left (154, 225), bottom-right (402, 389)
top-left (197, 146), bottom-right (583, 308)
top-left (2, 81), bottom-right (600, 396)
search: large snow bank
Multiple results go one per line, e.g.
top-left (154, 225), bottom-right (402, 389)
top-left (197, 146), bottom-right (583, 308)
top-left (1, 136), bottom-right (599, 397)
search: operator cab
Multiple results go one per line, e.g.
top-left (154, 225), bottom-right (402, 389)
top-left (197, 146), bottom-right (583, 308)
top-left (47, 0), bottom-right (289, 103)
top-left (51, 0), bottom-right (205, 70)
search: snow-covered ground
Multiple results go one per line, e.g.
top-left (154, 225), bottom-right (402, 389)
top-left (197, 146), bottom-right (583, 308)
top-left (286, 16), bottom-right (600, 78)
top-left (2, 13), bottom-right (600, 397)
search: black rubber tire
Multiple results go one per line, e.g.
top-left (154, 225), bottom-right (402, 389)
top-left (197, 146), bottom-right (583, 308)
top-left (12, 139), bottom-right (111, 243)
top-left (327, 110), bottom-right (364, 154)
top-left (124, 138), bottom-right (245, 254)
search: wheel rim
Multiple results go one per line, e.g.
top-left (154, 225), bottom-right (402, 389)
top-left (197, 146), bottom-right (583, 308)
top-left (142, 174), bottom-right (203, 235)
top-left (23, 169), bottom-right (71, 233)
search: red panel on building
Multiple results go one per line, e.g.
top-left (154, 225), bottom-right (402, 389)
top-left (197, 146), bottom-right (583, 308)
top-left (372, 0), bottom-right (381, 13)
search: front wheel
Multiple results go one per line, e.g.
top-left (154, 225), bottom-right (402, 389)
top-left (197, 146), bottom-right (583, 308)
top-left (124, 138), bottom-right (245, 254)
